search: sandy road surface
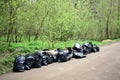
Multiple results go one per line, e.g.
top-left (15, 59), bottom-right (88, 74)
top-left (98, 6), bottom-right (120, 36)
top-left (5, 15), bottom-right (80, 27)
top-left (0, 42), bottom-right (120, 80)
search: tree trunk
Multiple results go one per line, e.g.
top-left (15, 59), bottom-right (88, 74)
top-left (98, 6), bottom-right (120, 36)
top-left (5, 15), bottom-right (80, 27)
top-left (118, 0), bottom-right (120, 22)
top-left (74, 0), bottom-right (78, 8)
top-left (14, 28), bottom-right (18, 43)
top-left (105, 0), bottom-right (112, 39)
top-left (51, 33), bottom-right (55, 48)
top-left (34, 11), bottom-right (49, 41)
top-left (28, 33), bottom-right (31, 42)
top-left (8, 5), bottom-right (14, 45)
top-left (118, 0), bottom-right (120, 37)
top-left (34, 30), bottom-right (39, 41)
top-left (19, 34), bottom-right (22, 42)
top-left (7, 28), bottom-right (10, 42)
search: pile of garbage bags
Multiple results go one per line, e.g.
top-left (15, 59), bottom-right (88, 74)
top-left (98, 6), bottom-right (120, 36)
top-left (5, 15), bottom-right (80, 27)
top-left (13, 42), bottom-right (100, 72)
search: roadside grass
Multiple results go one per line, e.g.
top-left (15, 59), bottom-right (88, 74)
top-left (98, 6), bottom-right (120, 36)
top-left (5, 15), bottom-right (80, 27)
top-left (113, 38), bottom-right (120, 41)
top-left (0, 39), bottom-right (119, 75)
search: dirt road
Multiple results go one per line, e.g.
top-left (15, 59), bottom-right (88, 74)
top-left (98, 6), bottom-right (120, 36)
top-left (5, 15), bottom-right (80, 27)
top-left (0, 42), bottom-right (120, 80)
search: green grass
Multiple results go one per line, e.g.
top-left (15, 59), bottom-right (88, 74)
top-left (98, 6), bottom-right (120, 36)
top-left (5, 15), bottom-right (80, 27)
top-left (113, 38), bottom-right (120, 41)
top-left (0, 39), bottom-right (119, 75)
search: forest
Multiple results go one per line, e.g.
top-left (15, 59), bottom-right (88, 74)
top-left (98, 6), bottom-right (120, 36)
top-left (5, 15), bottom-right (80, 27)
top-left (0, 0), bottom-right (120, 75)
top-left (0, 0), bottom-right (120, 44)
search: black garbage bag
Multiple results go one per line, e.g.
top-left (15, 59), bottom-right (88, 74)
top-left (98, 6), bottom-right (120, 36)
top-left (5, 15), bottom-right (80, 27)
top-left (42, 55), bottom-right (48, 66)
top-left (33, 51), bottom-right (43, 68)
top-left (24, 54), bottom-right (34, 70)
top-left (73, 49), bottom-right (85, 58)
top-left (44, 50), bottom-right (58, 62)
top-left (13, 55), bottom-right (25, 72)
top-left (43, 49), bottom-right (53, 64)
top-left (35, 51), bottom-right (48, 66)
top-left (66, 47), bottom-right (73, 60)
top-left (91, 44), bottom-right (100, 52)
top-left (52, 53), bottom-right (58, 62)
top-left (73, 43), bottom-right (81, 51)
top-left (46, 53), bottom-right (53, 64)
top-left (82, 44), bottom-right (90, 55)
top-left (82, 42), bottom-right (94, 54)
top-left (57, 48), bottom-right (71, 62)
top-left (73, 43), bottom-right (86, 58)
top-left (95, 44), bottom-right (100, 52)
top-left (57, 52), bottom-right (67, 62)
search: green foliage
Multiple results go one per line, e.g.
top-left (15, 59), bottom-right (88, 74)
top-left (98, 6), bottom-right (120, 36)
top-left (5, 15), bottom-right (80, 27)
top-left (0, 0), bottom-right (120, 42)
top-left (0, 53), bottom-right (16, 75)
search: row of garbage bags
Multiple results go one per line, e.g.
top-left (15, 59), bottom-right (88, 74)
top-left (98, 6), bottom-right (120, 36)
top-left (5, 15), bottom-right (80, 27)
top-left (13, 42), bottom-right (100, 72)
